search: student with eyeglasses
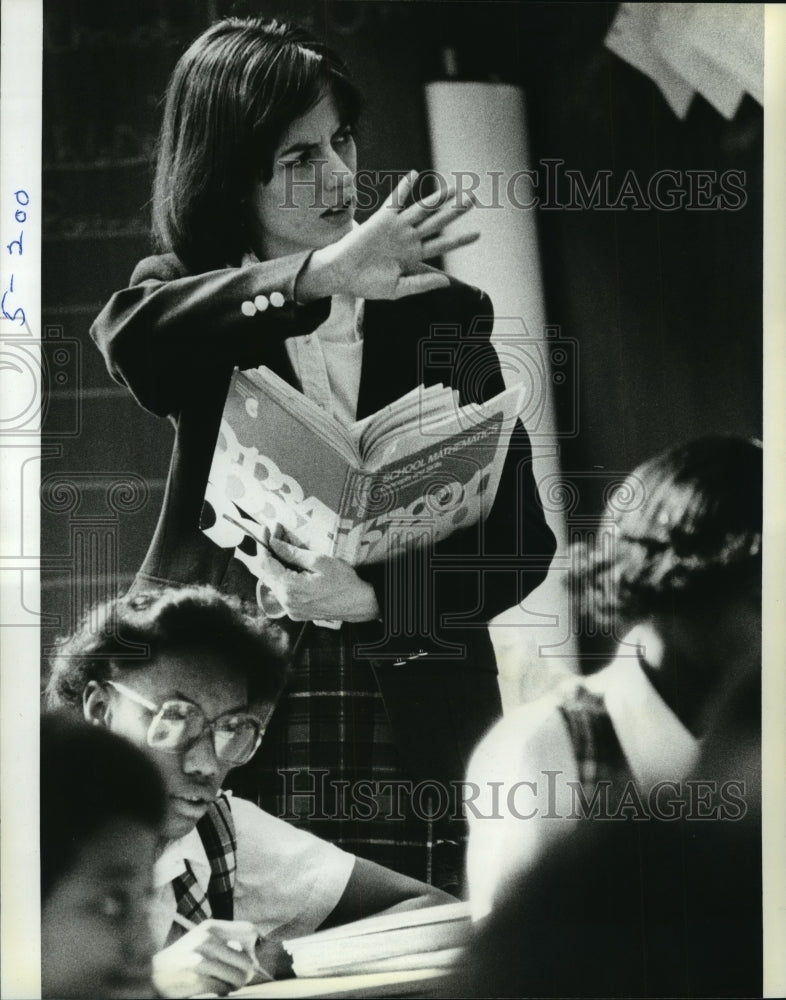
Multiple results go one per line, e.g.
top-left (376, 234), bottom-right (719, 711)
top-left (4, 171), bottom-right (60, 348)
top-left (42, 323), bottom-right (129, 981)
top-left (45, 585), bottom-right (450, 999)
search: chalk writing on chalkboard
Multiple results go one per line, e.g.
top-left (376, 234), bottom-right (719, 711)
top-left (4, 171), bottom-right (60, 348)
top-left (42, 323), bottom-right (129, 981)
top-left (44, 17), bottom-right (185, 54)
top-left (45, 122), bottom-right (158, 171)
top-left (44, 157), bottom-right (150, 173)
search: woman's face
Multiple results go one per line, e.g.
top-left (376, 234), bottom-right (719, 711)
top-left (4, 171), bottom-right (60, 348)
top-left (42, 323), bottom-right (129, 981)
top-left (41, 819), bottom-right (158, 999)
top-left (249, 90), bottom-right (357, 260)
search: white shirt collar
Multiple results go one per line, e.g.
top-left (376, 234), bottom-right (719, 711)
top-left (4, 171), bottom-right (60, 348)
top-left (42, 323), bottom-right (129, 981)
top-left (154, 826), bottom-right (210, 890)
top-left (585, 630), bottom-right (700, 788)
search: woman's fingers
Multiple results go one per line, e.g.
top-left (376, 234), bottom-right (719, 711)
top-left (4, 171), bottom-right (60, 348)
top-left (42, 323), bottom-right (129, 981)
top-left (268, 535), bottom-right (318, 572)
top-left (255, 543), bottom-right (300, 599)
top-left (257, 583), bottom-right (285, 618)
top-left (399, 183), bottom-right (458, 225)
top-left (420, 228), bottom-right (481, 260)
top-left (393, 271), bottom-right (451, 299)
top-left (400, 183), bottom-right (478, 231)
top-left (413, 191), bottom-right (475, 239)
top-left (256, 544), bottom-right (286, 579)
top-left (381, 168), bottom-right (419, 215)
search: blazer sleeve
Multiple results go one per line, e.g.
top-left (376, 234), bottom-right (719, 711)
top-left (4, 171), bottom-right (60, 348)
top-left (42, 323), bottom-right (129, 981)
top-left (90, 252), bottom-right (331, 418)
top-left (355, 288), bottom-right (557, 657)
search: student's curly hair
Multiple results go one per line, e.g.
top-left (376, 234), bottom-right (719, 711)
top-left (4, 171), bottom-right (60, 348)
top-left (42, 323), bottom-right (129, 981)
top-left (41, 712), bottom-right (167, 899)
top-left (567, 436), bottom-right (762, 634)
top-left (45, 584), bottom-right (289, 713)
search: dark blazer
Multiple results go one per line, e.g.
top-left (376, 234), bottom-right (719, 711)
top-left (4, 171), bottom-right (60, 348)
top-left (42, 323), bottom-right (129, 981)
top-left (91, 253), bottom-right (557, 782)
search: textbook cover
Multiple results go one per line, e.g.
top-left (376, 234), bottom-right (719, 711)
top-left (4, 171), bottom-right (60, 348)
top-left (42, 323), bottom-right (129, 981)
top-left (200, 366), bottom-right (525, 578)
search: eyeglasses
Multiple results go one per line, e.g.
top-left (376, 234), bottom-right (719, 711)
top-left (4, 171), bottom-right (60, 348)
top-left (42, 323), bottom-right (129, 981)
top-left (104, 680), bottom-right (263, 766)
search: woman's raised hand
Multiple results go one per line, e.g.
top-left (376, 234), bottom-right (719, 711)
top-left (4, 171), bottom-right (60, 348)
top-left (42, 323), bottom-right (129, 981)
top-left (299, 170), bottom-right (479, 301)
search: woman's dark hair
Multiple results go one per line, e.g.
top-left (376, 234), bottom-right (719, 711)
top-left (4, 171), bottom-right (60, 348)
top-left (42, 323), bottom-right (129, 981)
top-left (567, 435), bottom-right (762, 634)
top-left (152, 15), bottom-right (362, 271)
top-left (41, 712), bottom-right (166, 899)
top-left (45, 584), bottom-right (289, 713)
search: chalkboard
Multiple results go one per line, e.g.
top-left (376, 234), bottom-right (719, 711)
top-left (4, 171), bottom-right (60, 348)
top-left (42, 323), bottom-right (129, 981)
top-left (41, 2), bottom-right (210, 647)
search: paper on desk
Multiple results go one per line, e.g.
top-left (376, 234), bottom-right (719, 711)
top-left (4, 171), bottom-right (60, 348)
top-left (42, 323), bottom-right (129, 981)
top-left (221, 967), bottom-right (448, 998)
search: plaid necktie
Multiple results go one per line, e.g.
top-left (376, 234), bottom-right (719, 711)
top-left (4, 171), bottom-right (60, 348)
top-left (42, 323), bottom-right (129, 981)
top-left (558, 684), bottom-right (633, 808)
top-left (168, 794), bottom-right (237, 943)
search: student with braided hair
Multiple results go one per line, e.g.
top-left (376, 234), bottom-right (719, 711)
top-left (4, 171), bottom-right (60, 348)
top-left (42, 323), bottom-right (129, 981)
top-left (464, 435), bottom-right (762, 919)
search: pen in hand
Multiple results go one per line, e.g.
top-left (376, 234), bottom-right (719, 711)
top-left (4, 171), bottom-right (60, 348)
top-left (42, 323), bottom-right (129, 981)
top-left (170, 913), bottom-right (271, 985)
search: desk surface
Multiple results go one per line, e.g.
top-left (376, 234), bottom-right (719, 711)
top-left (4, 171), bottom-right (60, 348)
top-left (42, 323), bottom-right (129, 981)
top-left (224, 968), bottom-right (450, 999)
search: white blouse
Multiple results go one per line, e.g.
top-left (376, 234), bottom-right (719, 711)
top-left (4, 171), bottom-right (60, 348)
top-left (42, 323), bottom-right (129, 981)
top-left (283, 294), bottom-right (365, 425)
top-left (152, 794), bottom-right (355, 946)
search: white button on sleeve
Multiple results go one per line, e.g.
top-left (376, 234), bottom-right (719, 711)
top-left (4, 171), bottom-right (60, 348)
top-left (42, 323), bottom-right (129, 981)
top-left (254, 295), bottom-right (269, 312)
top-left (269, 291), bottom-right (285, 308)
top-left (241, 300), bottom-right (256, 317)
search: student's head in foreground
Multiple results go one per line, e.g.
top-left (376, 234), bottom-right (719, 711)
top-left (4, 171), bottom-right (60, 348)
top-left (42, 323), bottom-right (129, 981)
top-left (449, 669), bottom-right (763, 999)
top-left (41, 713), bottom-right (167, 999)
top-left (567, 434), bottom-right (762, 732)
top-left (45, 585), bottom-right (288, 841)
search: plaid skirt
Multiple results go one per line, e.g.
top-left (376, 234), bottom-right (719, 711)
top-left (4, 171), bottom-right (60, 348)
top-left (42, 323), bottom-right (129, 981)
top-left (227, 621), bottom-right (461, 886)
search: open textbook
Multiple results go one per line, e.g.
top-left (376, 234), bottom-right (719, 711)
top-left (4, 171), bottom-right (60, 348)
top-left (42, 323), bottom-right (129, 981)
top-left (281, 901), bottom-right (472, 978)
top-left (200, 366), bottom-right (525, 577)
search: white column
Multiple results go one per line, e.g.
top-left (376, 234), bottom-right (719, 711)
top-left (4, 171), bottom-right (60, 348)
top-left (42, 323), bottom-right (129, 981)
top-left (425, 81), bottom-right (576, 708)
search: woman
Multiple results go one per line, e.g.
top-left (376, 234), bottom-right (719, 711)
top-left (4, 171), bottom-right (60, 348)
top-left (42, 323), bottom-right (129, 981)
top-left (41, 713), bottom-right (166, 999)
top-left (90, 15), bottom-right (556, 888)
top-left (465, 434), bottom-right (762, 917)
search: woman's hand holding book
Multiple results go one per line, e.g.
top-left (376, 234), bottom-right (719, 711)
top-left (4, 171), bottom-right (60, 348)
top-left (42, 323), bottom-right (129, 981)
top-left (256, 536), bottom-right (381, 624)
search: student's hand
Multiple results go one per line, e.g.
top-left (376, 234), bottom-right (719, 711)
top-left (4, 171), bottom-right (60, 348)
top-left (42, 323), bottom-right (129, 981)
top-left (299, 170), bottom-right (479, 301)
top-left (256, 537), bottom-right (381, 623)
top-left (152, 919), bottom-right (263, 998)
